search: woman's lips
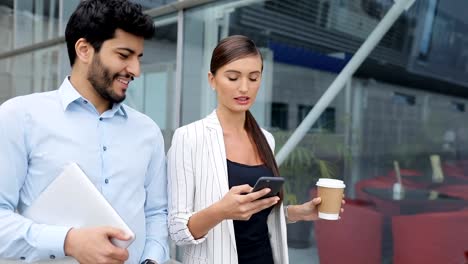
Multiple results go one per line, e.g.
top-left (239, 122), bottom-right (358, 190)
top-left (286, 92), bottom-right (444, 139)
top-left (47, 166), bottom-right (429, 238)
top-left (234, 96), bottom-right (250, 105)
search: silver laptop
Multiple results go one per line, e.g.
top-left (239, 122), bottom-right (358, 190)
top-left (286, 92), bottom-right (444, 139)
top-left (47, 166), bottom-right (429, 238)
top-left (20, 163), bottom-right (135, 263)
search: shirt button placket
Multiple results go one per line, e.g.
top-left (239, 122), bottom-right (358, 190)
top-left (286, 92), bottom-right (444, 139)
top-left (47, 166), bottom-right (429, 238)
top-left (100, 117), bottom-right (108, 189)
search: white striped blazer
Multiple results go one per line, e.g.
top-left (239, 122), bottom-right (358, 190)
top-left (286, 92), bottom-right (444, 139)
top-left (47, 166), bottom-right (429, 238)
top-left (167, 110), bottom-right (289, 264)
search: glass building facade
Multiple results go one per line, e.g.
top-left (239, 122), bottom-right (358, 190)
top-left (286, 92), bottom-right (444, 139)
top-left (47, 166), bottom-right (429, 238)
top-left (1, 0), bottom-right (468, 263)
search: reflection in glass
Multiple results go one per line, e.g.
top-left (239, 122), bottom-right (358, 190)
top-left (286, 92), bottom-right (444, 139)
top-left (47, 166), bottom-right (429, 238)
top-left (126, 15), bottom-right (177, 144)
top-left (182, 1), bottom-right (468, 263)
top-left (0, 44), bottom-right (62, 102)
top-left (131, 0), bottom-right (177, 10)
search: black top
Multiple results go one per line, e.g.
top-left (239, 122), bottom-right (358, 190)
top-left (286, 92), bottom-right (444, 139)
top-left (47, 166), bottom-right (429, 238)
top-left (227, 159), bottom-right (274, 264)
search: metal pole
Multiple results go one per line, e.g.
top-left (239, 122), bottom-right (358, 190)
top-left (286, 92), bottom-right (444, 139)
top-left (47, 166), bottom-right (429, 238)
top-left (173, 9), bottom-right (184, 130)
top-left (276, 0), bottom-right (416, 165)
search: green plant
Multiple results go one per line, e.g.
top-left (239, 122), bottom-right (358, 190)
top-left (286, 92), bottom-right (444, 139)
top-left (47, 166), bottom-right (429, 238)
top-left (273, 131), bottom-right (340, 205)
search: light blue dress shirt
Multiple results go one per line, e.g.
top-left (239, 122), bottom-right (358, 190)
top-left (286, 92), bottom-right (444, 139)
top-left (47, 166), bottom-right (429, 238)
top-left (0, 78), bottom-right (169, 263)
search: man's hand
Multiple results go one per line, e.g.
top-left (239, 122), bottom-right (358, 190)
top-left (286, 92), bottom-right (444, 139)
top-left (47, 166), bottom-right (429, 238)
top-left (64, 226), bottom-right (131, 264)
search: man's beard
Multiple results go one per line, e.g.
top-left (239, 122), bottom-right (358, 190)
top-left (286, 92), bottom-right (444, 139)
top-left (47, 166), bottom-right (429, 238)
top-left (87, 54), bottom-right (130, 104)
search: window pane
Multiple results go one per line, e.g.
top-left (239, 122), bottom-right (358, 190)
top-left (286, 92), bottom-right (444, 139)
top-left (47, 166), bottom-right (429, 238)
top-left (181, 1), bottom-right (468, 263)
top-left (126, 15), bottom-right (177, 148)
top-left (131, 0), bottom-right (177, 10)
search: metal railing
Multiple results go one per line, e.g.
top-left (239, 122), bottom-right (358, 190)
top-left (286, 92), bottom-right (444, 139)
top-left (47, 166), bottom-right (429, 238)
top-left (276, 0), bottom-right (417, 165)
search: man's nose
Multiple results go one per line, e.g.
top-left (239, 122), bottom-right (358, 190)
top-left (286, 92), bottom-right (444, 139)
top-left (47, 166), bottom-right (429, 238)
top-left (127, 57), bottom-right (141, 77)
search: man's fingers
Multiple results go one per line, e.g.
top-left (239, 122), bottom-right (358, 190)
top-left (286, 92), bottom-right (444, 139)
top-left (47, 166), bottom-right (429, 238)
top-left (104, 227), bottom-right (130, 241)
top-left (108, 247), bottom-right (129, 262)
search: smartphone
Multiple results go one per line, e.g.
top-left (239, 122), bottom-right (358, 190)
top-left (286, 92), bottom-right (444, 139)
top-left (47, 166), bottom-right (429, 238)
top-left (251, 176), bottom-right (284, 199)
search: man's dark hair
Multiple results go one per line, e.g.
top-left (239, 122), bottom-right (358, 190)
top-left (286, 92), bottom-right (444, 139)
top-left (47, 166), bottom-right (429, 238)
top-left (65, 0), bottom-right (155, 66)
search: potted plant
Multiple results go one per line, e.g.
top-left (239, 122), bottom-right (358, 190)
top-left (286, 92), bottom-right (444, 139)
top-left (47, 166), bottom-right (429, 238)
top-left (273, 131), bottom-right (340, 248)
top-left (274, 131), bottom-right (340, 203)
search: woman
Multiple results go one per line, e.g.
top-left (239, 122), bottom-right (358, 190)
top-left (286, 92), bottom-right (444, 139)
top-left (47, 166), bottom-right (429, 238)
top-left (168, 35), bottom-right (343, 264)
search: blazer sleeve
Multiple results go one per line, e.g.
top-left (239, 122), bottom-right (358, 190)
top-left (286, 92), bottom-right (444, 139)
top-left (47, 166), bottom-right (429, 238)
top-left (167, 126), bottom-right (208, 246)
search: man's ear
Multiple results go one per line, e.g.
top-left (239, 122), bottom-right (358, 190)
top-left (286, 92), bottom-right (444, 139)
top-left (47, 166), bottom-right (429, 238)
top-left (74, 38), bottom-right (94, 64)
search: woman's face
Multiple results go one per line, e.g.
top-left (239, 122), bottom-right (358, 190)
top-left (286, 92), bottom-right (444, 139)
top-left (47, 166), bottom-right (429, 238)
top-left (209, 55), bottom-right (263, 114)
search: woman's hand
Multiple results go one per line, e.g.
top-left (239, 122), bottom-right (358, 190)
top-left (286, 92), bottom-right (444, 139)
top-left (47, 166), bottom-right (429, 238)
top-left (287, 196), bottom-right (345, 222)
top-left (187, 184), bottom-right (280, 239)
top-left (215, 184), bottom-right (280, 221)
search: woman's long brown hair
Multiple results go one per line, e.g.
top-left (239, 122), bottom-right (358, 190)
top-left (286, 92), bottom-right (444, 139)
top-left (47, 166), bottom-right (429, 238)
top-left (211, 35), bottom-right (283, 201)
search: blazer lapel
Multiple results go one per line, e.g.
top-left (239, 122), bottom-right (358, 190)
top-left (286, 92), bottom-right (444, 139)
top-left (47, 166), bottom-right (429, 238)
top-left (204, 110), bottom-right (238, 252)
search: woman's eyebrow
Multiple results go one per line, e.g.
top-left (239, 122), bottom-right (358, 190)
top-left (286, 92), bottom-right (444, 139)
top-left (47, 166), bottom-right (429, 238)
top-left (224, 70), bottom-right (241, 74)
top-left (223, 70), bottom-right (261, 74)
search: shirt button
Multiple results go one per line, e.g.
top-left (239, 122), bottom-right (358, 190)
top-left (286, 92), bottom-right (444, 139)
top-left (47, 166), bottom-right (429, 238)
top-left (99, 117), bottom-right (103, 121)
top-left (20, 257), bottom-right (25, 260)
top-left (105, 179), bottom-right (109, 184)
top-left (103, 146), bottom-right (107, 151)
top-left (83, 100), bottom-right (88, 104)
top-left (49, 255), bottom-right (55, 259)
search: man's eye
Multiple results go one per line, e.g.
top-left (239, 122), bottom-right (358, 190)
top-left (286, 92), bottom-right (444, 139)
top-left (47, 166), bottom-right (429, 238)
top-left (119, 53), bottom-right (129, 59)
top-left (228, 77), bottom-right (238, 81)
top-left (249, 78), bottom-right (258, 82)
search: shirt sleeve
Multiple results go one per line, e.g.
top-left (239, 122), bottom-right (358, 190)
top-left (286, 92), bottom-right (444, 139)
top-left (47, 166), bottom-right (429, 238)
top-left (167, 127), bottom-right (208, 246)
top-left (140, 129), bottom-right (170, 264)
top-left (0, 100), bottom-right (71, 262)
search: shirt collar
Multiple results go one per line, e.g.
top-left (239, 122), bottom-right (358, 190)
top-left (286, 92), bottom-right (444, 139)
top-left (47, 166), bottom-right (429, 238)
top-left (58, 77), bottom-right (82, 111)
top-left (58, 77), bottom-right (128, 119)
top-left (107, 102), bottom-right (128, 118)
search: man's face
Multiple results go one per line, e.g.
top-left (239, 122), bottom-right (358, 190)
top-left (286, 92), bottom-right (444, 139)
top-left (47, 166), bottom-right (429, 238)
top-left (87, 29), bottom-right (144, 104)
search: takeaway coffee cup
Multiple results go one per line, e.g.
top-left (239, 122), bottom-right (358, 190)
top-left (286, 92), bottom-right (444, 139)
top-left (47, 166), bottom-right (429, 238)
top-left (316, 178), bottom-right (345, 220)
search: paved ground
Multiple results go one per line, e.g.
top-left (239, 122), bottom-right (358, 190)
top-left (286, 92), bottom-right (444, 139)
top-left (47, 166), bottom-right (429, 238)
top-left (0, 246), bottom-right (320, 264)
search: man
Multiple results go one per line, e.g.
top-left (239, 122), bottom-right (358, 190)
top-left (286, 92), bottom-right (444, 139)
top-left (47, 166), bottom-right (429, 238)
top-left (0, 0), bottom-right (168, 263)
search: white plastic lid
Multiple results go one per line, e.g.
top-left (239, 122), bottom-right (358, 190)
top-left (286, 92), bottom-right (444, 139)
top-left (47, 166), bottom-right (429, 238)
top-left (316, 178), bottom-right (346, 188)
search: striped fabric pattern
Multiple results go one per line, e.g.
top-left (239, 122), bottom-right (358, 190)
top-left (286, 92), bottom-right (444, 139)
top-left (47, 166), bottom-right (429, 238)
top-left (167, 111), bottom-right (289, 264)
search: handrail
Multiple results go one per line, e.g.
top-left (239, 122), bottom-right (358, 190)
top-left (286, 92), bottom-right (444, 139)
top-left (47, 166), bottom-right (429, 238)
top-left (275, 0), bottom-right (416, 165)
